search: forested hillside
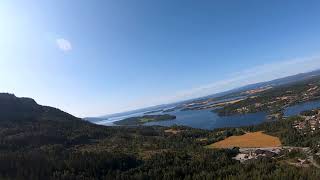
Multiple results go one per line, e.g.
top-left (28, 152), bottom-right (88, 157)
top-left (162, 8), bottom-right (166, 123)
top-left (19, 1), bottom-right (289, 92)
top-left (0, 93), bottom-right (320, 180)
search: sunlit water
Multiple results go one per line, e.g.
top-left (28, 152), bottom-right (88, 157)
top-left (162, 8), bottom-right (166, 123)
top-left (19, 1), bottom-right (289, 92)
top-left (96, 99), bottom-right (320, 130)
top-left (144, 109), bottom-right (267, 130)
top-left (284, 99), bottom-right (320, 116)
top-left (97, 108), bottom-right (267, 130)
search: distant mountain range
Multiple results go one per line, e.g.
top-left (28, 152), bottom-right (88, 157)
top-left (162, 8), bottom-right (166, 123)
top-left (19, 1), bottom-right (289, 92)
top-left (229, 69), bottom-right (320, 94)
top-left (87, 69), bottom-right (320, 122)
top-left (193, 69), bottom-right (320, 101)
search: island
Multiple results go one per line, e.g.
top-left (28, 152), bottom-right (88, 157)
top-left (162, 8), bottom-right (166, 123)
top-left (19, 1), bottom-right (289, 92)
top-left (114, 114), bottom-right (176, 125)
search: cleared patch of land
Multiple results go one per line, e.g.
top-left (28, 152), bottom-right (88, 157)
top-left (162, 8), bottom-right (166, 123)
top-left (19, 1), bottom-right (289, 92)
top-left (207, 131), bottom-right (282, 148)
top-left (164, 129), bottom-right (181, 134)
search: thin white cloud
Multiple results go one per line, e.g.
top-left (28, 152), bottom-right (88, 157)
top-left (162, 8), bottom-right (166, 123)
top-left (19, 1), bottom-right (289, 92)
top-left (56, 38), bottom-right (72, 52)
top-left (169, 55), bottom-right (320, 101)
top-left (95, 55), bottom-right (320, 116)
top-left (124, 55), bottom-right (320, 111)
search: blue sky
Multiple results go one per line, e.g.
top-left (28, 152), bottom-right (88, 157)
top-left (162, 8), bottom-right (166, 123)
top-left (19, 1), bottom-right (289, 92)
top-left (1, 0), bottom-right (320, 117)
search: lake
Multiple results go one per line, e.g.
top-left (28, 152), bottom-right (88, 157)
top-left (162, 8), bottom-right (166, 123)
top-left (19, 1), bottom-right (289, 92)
top-left (284, 99), bottom-right (320, 116)
top-left (96, 99), bottom-right (320, 130)
top-left (144, 109), bottom-right (267, 130)
top-left (96, 107), bottom-right (268, 130)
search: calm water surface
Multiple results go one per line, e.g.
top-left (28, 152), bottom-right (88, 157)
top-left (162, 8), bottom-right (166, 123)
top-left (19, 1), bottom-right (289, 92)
top-left (284, 99), bottom-right (320, 116)
top-left (145, 109), bottom-right (267, 130)
top-left (97, 99), bottom-right (320, 130)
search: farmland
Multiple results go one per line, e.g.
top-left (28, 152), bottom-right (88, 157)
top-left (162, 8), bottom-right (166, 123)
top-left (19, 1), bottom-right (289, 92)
top-left (207, 131), bottom-right (282, 148)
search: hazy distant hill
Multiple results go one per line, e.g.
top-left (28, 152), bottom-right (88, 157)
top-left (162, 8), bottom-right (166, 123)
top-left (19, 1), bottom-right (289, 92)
top-left (227, 69), bottom-right (320, 94)
top-left (89, 69), bottom-right (320, 121)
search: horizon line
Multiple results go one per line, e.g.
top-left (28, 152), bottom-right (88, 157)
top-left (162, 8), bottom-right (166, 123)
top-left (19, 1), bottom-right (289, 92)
top-left (96, 63), bottom-right (320, 118)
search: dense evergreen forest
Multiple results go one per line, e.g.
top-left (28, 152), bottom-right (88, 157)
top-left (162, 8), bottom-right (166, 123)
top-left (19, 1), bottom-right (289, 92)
top-left (114, 114), bottom-right (176, 125)
top-left (1, 93), bottom-right (320, 179)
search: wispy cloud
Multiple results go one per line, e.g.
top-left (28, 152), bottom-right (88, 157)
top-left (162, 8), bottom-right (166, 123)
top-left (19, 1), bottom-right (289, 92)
top-left (127, 55), bottom-right (320, 110)
top-left (95, 55), bottom-right (320, 116)
top-left (56, 38), bottom-right (72, 52)
top-left (171, 56), bottom-right (320, 100)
